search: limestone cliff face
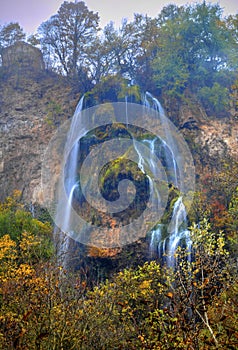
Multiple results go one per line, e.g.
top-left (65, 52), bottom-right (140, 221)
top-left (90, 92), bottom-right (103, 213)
top-left (0, 70), bottom-right (79, 202)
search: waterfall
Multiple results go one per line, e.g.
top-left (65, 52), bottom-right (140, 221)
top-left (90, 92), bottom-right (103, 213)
top-left (53, 92), bottom-right (192, 268)
top-left (133, 138), bottom-right (145, 173)
top-left (125, 95), bottom-right (129, 126)
top-left (144, 93), bottom-right (191, 267)
top-left (54, 96), bottom-right (84, 268)
top-left (133, 135), bottom-right (162, 213)
top-left (29, 202), bottom-right (35, 217)
top-left (149, 224), bottom-right (163, 258)
top-left (166, 196), bottom-right (191, 267)
top-left (144, 92), bottom-right (179, 186)
top-left (149, 197), bottom-right (191, 267)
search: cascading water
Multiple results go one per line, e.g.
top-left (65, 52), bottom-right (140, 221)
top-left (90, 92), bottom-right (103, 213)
top-left (54, 92), bottom-right (192, 268)
top-left (144, 92), bottom-right (179, 187)
top-left (166, 196), bottom-right (191, 267)
top-left (54, 96), bottom-right (85, 268)
top-left (144, 92), bottom-right (192, 266)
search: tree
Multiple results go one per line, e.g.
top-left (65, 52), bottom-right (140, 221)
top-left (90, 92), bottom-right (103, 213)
top-left (80, 219), bottom-right (235, 349)
top-left (225, 14), bottom-right (238, 74)
top-left (27, 34), bottom-right (40, 47)
top-left (198, 82), bottom-right (229, 113)
top-left (127, 14), bottom-right (161, 92)
top-left (0, 190), bottom-right (53, 257)
top-left (91, 19), bottom-right (144, 83)
top-left (0, 198), bottom-right (236, 349)
top-left (84, 28), bottom-right (116, 85)
top-left (0, 22), bottom-right (25, 49)
top-left (151, 2), bottom-right (236, 100)
top-left (0, 233), bottom-right (85, 349)
top-left (152, 5), bottom-right (190, 97)
top-left (189, 2), bottom-right (230, 69)
top-left (38, 1), bottom-right (99, 79)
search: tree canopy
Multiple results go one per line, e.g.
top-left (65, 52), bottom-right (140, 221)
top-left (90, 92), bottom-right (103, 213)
top-left (38, 1), bottom-right (99, 77)
top-left (0, 1), bottom-right (237, 113)
top-left (0, 22), bottom-right (25, 49)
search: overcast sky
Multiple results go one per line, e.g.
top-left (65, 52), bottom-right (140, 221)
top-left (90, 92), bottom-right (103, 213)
top-left (0, 0), bottom-right (237, 34)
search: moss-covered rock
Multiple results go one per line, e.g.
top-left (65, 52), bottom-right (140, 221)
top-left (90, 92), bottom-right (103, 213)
top-left (84, 75), bottom-right (141, 107)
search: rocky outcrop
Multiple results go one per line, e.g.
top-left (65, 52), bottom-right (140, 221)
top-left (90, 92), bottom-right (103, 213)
top-left (2, 41), bottom-right (45, 72)
top-left (178, 99), bottom-right (238, 165)
top-left (198, 120), bottom-right (238, 161)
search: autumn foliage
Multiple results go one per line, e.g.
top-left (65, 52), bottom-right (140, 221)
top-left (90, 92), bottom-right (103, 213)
top-left (0, 190), bottom-right (237, 349)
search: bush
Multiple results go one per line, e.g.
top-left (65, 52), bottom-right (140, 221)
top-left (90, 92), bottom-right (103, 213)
top-left (198, 82), bottom-right (229, 115)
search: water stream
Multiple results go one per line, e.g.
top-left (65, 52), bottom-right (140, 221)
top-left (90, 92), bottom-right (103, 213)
top-left (144, 93), bottom-right (191, 266)
top-left (54, 96), bottom-right (84, 268)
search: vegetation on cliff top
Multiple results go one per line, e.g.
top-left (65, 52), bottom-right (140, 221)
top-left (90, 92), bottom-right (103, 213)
top-left (0, 1), bottom-right (237, 117)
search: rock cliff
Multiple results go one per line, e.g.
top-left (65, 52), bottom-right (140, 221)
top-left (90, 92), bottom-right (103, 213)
top-left (0, 67), bottom-right (80, 202)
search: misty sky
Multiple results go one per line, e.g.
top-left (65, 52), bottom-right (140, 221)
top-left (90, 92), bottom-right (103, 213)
top-left (0, 0), bottom-right (237, 34)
